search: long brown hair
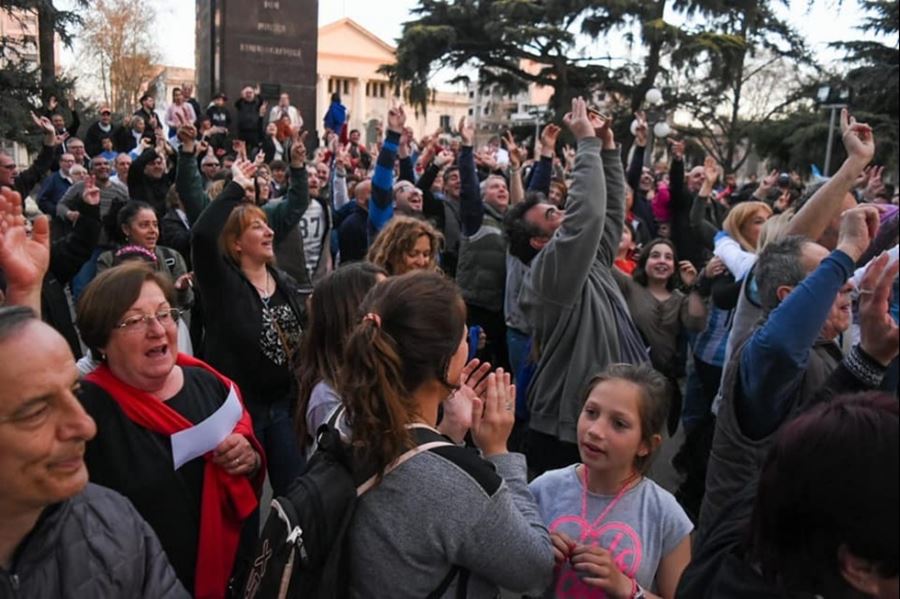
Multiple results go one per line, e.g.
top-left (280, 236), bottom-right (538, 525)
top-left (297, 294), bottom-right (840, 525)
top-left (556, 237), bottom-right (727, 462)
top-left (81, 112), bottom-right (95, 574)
top-left (295, 262), bottom-right (386, 443)
top-left (340, 271), bottom-right (466, 475)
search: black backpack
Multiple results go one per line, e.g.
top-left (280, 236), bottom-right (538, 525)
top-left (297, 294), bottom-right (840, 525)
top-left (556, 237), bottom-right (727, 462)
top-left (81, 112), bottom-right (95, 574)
top-left (241, 420), bottom-right (469, 599)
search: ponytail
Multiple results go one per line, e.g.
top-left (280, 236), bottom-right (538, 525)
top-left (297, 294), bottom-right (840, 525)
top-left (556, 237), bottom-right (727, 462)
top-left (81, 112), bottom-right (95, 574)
top-left (341, 318), bottom-right (416, 475)
top-left (338, 272), bottom-right (466, 476)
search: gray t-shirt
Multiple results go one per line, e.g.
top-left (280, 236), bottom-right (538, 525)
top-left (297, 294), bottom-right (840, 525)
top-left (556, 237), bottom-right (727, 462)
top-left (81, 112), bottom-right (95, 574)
top-left (529, 465), bottom-right (692, 596)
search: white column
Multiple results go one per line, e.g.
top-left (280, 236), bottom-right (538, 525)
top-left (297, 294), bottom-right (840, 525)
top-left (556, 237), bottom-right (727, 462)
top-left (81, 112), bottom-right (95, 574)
top-left (317, 73), bottom-right (329, 129)
top-left (354, 78), bottom-right (368, 134)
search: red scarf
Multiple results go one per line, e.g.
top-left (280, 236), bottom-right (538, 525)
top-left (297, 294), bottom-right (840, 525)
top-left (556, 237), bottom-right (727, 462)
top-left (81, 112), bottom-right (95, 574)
top-left (86, 354), bottom-right (265, 599)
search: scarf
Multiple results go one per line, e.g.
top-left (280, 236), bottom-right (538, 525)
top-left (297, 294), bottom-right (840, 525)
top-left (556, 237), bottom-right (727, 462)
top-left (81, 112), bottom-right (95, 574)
top-left (86, 353), bottom-right (265, 599)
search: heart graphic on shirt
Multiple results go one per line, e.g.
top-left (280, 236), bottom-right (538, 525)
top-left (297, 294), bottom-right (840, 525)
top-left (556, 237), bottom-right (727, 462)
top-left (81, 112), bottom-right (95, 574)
top-left (550, 516), bottom-right (643, 598)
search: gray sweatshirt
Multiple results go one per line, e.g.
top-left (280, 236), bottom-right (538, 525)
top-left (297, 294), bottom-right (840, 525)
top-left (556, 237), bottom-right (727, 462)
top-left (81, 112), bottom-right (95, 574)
top-left (348, 451), bottom-right (554, 598)
top-left (519, 139), bottom-right (648, 443)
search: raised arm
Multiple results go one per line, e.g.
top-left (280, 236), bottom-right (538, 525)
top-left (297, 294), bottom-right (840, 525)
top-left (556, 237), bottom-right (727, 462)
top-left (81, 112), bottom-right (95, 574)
top-left (738, 206), bottom-right (880, 439)
top-left (49, 179), bottom-right (102, 285)
top-left (191, 161), bottom-right (255, 294)
top-left (527, 125), bottom-right (559, 195)
top-left (504, 131), bottom-right (527, 205)
top-left (458, 116), bottom-right (484, 236)
top-left (691, 156), bottom-right (724, 250)
top-left (369, 104), bottom-right (405, 233)
top-left (625, 111), bottom-right (648, 190)
top-left (265, 134), bottom-right (310, 243)
top-left (528, 98), bottom-right (607, 304)
top-left (595, 113), bottom-right (624, 267)
top-left (14, 113), bottom-right (58, 199)
top-left (174, 125), bottom-right (210, 224)
top-left (668, 140), bottom-right (686, 210)
top-left (787, 109), bottom-right (874, 240)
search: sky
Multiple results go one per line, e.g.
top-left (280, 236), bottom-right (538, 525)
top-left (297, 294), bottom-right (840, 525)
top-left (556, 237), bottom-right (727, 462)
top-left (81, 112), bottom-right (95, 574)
top-left (62, 0), bottom-right (885, 91)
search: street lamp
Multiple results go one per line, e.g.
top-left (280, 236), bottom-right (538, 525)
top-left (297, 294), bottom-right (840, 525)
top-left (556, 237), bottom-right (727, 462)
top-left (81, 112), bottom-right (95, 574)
top-left (817, 84), bottom-right (851, 176)
top-left (633, 87), bottom-right (671, 166)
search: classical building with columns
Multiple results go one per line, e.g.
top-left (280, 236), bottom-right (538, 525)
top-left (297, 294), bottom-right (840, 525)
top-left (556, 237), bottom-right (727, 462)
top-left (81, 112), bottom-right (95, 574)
top-left (317, 18), bottom-right (470, 144)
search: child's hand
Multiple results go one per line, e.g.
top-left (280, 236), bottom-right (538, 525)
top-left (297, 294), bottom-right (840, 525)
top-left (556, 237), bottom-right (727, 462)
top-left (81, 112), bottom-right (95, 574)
top-left (550, 532), bottom-right (576, 565)
top-left (570, 544), bottom-right (632, 598)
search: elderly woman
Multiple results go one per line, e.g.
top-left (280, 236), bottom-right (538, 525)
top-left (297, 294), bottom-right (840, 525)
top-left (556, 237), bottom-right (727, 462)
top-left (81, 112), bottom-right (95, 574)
top-left (76, 262), bottom-right (264, 598)
top-left (191, 156), bottom-right (308, 497)
top-left (366, 215), bottom-right (443, 276)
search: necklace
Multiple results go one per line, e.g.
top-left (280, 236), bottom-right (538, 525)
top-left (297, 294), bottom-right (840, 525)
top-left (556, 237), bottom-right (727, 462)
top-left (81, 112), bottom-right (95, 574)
top-left (252, 271), bottom-right (272, 300)
top-left (579, 465), bottom-right (640, 528)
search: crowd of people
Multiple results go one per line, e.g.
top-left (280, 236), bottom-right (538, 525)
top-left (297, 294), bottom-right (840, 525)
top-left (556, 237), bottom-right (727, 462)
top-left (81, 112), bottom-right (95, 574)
top-left (0, 76), bottom-right (897, 599)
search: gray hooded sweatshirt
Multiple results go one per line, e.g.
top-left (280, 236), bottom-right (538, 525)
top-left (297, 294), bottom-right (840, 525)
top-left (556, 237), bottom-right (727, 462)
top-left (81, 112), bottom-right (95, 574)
top-left (519, 138), bottom-right (648, 443)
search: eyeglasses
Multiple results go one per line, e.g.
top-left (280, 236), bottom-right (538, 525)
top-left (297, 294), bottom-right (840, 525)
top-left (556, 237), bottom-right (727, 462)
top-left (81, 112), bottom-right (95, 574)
top-left (115, 308), bottom-right (181, 333)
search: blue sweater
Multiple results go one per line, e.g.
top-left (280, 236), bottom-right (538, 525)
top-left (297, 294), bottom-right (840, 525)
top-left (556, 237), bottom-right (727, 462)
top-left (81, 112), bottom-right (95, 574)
top-left (37, 171), bottom-right (72, 216)
top-left (738, 250), bottom-right (854, 438)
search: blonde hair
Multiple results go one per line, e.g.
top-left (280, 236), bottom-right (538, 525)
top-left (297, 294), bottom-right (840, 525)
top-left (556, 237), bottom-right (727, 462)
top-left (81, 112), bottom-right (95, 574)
top-left (367, 216), bottom-right (443, 276)
top-left (723, 201), bottom-right (773, 253)
top-left (758, 210), bottom-right (795, 250)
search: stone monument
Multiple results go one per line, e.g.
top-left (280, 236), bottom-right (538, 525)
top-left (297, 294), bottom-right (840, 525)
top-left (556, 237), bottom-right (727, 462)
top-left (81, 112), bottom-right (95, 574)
top-left (196, 0), bottom-right (319, 136)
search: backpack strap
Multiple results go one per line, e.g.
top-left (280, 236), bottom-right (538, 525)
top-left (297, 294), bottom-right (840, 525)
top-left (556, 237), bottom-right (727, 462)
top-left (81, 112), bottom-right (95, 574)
top-left (356, 435), bottom-right (453, 495)
top-left (425, 565), bottom-right (469, 599)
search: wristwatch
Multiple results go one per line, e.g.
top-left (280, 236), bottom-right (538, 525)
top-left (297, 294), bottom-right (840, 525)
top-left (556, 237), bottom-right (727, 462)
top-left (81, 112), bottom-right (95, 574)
top-left (629, 579), bottom-right (646, 599)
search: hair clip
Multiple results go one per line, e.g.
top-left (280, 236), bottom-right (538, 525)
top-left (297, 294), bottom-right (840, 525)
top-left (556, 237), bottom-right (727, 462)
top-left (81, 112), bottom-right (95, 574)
top-left (362, 312), bottom-right (382, 328)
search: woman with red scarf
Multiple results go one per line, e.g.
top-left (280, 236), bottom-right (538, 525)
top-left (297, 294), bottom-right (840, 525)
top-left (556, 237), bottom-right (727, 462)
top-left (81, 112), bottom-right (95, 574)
top-left (75, 262), bottom-right (264, 599)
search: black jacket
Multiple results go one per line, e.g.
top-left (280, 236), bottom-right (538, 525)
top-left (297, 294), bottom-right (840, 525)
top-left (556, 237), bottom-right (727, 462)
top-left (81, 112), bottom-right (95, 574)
top-left (84, 122), bottom-right (121, 158)
top-left (128, 148), bottom-right (172, 219)
top-left (191, 181), bottom-right (306, 406)
top-left (40, 199), bottom-right (102, 358)
top-left (0, 483), bottom-right (188, 598)
top-left (12, 144), bottom-right (55, 201)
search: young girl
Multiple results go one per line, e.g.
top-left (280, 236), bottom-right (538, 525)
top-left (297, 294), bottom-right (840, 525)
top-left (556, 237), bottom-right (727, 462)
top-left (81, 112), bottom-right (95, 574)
top-left (529, 363), bottom-right (692, 599)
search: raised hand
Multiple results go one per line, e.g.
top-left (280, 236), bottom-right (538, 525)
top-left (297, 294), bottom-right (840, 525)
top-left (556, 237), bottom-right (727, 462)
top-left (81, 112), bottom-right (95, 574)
top-left (458, 116), bottom-right (475, 146)
top-left (30, 111), bottom-right (57, 145)
top-left (232, 138), bottom-right (247, 161)
top-left (387, 101), bottom-right (406, 134)
top-left (231, 157), bottom-right (257, 193)
top-left (503, 131), bottom-right (526, 168)
top-left (82, 176), bottom-right (100, 206)
top-left (177, 124), bottom-right (197, 152)
top-left (289, 130), bottom-right (308, 167)
top-left (703, 156), bottom-right (720, 187)
top-left (434, 149), bottom-right (454, 169)
top-left (562, 97), bottom-right (595, 141)
top-left (857, 252), bottom-right (900, 366)
top-left (539, 123), bottom-right (561, 157)
top-left (0, 187), bottom-right (50, 311)
top-left (470, 369), bottom-right (515, 457)
top-left (862, 165), bottom-right (886, 201)
top-left (633, 110), bottom-right (648, 147)
top-left (669, 139), bottom-right (685, 161)
top-left (840, 108), bottom-right (875, 166)
top-left (836, 205), bottom-right (880, 263)
top-left (588, 108), bottom-right (614, 149)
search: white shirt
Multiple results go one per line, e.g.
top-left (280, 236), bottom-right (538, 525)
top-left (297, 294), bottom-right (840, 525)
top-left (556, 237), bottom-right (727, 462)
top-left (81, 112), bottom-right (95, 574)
top-left (268, 104), bottom-right (303, 129)
top-left (300, 200), bottom-right (325, 275)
